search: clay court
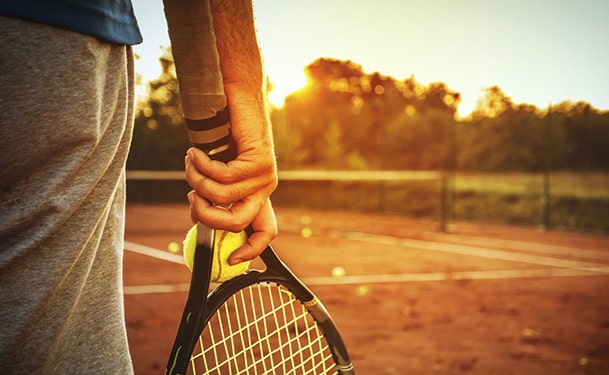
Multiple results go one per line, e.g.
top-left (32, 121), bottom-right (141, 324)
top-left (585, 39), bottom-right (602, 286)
top-left (123, 204), bottom-right (609, 374)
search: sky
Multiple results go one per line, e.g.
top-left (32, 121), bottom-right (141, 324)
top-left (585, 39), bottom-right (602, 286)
top-left (132, 0), bottom-right (609, 117)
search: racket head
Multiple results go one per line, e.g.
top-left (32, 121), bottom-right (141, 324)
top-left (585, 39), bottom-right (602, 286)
top-left (181, 245), bottom-right (354, 375)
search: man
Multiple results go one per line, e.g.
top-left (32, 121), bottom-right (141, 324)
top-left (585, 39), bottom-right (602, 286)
top-left (0, 0), bottom-right (276, 372)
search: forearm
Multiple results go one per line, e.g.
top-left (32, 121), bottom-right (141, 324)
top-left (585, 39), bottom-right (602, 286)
top-left (210, 0), bottom-right (275, 165)
top-left (211, 0), bottom-right (265, 106)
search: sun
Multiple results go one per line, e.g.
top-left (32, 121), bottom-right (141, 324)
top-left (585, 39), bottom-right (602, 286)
top-left (266, 68), bottom-right (308, 108)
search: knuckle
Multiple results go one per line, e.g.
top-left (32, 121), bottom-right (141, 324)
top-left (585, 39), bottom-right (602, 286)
top-left (218, 185), bottom-right (247, 205)
top-left (195, 177), bottom-right (209, 194)
top-left (261, 165), bottom-right (279, 192)
top-left (230, 210), bottom-right (253, 232)
top-left (270, 224), bottom-right (279, 238)
top-left (268, 175), bottom-right (279, 192)
top-left (228, 220), bottom-right (248, 233)
top-left (213, 190), bottom-right (234, 206)
top-left (265, 228), bottom-right (278, 242)
top-left (186, 172), bottom-right (207, 195)
top-left (213, 168), bottom-right (233, 184)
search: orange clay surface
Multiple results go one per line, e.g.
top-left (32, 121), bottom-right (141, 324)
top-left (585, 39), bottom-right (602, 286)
top-left (124, 204), bottom-right (609, 375)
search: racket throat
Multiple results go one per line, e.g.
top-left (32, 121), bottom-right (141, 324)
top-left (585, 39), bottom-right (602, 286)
top-left (196, 222), bottom-right (214, 251)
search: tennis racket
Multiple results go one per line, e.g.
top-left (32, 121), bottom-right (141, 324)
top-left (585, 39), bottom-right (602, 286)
top-left (163, 1), bottom-right (354, 374)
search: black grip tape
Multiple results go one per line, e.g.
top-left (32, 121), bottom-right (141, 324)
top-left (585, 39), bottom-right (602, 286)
top-left (186, 107), bottom-right (230, 131)
top-left (185, 107), bottom-right (235, 163)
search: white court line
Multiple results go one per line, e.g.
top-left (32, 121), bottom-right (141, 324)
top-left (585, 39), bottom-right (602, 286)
top-left (347, 233), bottom-right (609, 271)
top-left (308, 215), bottom-right (609, 261)
top-left (122, 267), bottom-right (609, 294)
top-left (429, 234), bottom-right (609, 261)
top-left (124, 283), bottom-right (189, 295)
top-left (302, 267), bottom-right (609, 286)
top-left (124, 241), bottom-right (185, 265)
top-left (123, 236), bottom-right (609, 295)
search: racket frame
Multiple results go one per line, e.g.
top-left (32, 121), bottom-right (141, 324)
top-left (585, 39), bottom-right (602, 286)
top-left (166, 241), bottom-right (214, 375)
top-left (169, 244), bottom-right (354, 374)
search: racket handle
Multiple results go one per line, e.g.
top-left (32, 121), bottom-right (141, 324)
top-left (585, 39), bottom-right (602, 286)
top-left (185, 109), bottom-right (235, 163)
top-left (164, 0), bottom-right (234, 163)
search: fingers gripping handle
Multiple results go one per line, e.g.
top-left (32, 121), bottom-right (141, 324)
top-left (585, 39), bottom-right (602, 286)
top-left (163, 0), bottom-right (234, 163)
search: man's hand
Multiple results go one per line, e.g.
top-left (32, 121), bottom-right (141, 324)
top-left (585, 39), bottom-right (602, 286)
top-left (185, 116), bottom-right (278, 263)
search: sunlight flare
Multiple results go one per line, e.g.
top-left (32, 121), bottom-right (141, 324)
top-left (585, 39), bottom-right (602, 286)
top-left (267, 69), bottom-right (308, 107)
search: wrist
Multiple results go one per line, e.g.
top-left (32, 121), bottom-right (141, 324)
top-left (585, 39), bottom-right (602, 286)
top-left (224, 83), bottom-right (268, 118)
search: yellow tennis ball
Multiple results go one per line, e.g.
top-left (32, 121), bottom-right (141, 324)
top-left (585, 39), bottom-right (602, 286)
top-left (331, 266), bottom-right (346, 278)
top-left (301, 227), bottom-right (313, 238)
top-left (167, 241), bottom-right (180, 253)
top-left (182, 224), bottom-right (250, 282)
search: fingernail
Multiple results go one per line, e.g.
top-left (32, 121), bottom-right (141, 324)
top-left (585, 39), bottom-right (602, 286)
top-left (185, 154), bottom-right (191, 168)
top-left (187, 148), bottom-right (195, 161)
top-left (187, 191), bottom-right (195, 205)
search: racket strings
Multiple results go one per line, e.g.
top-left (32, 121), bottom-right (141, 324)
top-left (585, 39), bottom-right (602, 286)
top-left (189, 283), bottom-right (336, 374)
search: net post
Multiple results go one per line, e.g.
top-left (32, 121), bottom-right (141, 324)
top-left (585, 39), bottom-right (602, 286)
top-left (440, 171), bottom-right (456, 233)
top-left (440, 172), bottom-right (448, 232)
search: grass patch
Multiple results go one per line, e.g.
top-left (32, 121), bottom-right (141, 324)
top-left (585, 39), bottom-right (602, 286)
top-left (452, 172), bottom-right (609, 232)
top-left (454, 191), bottom-right (542, 227)
top-left (551, 197), bottom-right (609, 231)
top-left (455, 172), bottom-right (609, 199)
top-left (272, 180), bottom-right (443, 219)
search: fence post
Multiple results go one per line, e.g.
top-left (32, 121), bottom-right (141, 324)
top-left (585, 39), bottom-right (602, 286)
top-left (441, 173), bottom-right (448, 231)
top-left (441, 171), bottom-right (456, 232)
top-left (541, 105), bottom-right (552, 230)
top-left (441, 117), bottom-right (458, 233)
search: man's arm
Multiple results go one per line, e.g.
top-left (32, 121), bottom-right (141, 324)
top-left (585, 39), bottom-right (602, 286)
top-left (175, 0), bottom-right (278, 262)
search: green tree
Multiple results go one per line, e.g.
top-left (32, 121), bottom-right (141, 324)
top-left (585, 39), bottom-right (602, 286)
top-left (127, 50), bottom-right (190, 170)
top-left (551, 101), bottom-right (609, 170)
top-left (273, 58), bottom-right (461, 170)
top-left (129, 53), bottom-right (609, 174)
top-left (459, 88), bottom-right (573, 171)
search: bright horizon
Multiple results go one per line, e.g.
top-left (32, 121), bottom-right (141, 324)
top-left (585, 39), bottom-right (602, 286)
top-left (132, 0), bottom-right (609, 117)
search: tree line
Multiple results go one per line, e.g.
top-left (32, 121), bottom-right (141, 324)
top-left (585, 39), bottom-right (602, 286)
top-left (128, 54), bottom-right (609, 172)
